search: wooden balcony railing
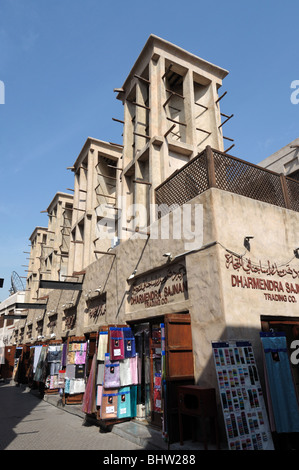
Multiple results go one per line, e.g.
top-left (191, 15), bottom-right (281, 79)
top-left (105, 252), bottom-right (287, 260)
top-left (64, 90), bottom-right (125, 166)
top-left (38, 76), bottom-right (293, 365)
top-left (155, 146), bottom-right (299, 215)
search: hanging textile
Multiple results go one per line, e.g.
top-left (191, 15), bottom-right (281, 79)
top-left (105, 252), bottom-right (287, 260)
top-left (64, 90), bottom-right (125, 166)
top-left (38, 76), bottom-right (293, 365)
top-left (130, 355), bottom-right (138, 385)
top-left (65, 364), bottom-right (76, 380)
top-left (61, 343), bottom-right (67, 367)
top-left (65, 378), bottom-right (70, 394)
top-left (97, 332), bottom-right (108, 361)
top-left (123, 327), bottom-right (136, 358)
top-left (75, 349), bottom-right (86, 365)
top-left (117, 387), bottom-right (131, 418)
top-left (0, 346), bottom-right (4, 365)
top-left (34, 345), bottom-right (48, 382)
top-left (82, 351), bottom-right (97, 415)
top-left (50, 362), bottom-right (61, 376)
top-left (110, 327), bottom-right (125, 360)
top-left (104, 353), bottom-right (120, 388)
top-left (96, 362), bottom-right (104, 385)
top-left (69, 378), bottom-right (85, 394)
top-left (154, 373), bottom-right (162, 412)
top-left (26, 347), bottom-right (35, 380)
top-left (130, 385), bottom-right (137, 418)
top-left (161, 322), bottom-right (168, 441)
top-left (101, 389), bottom-right (118, 419)
top-left (119, 358), bottom-right (132, 386)
top-left (47, 345), bottom-right (62, 363)
top-left (33, 345), bottom-right (42, 373)
top-left (58, 370), bottom-right (65, 389)
top-left (96, 385), bottom-right (103, 407)
top-left (260, 332), bottom-right (299, 433)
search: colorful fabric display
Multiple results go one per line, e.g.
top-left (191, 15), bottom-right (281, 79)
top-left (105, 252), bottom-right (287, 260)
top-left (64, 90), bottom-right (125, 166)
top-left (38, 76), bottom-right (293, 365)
top-left (75, 364), bottom-right (85, 378)
top-left (119, 358), bottom-right (132, 386)
top-left (50, 362), bottom-right (61, 375)
top-left (96, 362), bottom-right (104, 385)
top-left (104, 354), bottom-right (120, 388)
top-left (67, 351), bottom-right (76, 364)
top-left (58, 370), bottom-right (65, 388)
top-left (110, 327), bottom-right (125, 360)
top-left (154, 373), bottom-right (162, 412)
top-left (117, 387), bottom-right (131, 418)
top-left (97, 332), bottom-right (108, 361)
top-left (130, 385), bottom-right (137, 418)
top-left (96, 385), bottom-right (103, 407)
top-left (82, 352), bottom-right (97, 415)
top-left (33, 346), bottom-right (42, 373)
top-left (65, 378), bottom-right (70, 393)
top-left (260, 332), bottom-right (299, 433)
top-left (101, 389), bottom-right (118, 419)
top-left (123, 327), bottom-right (136, 358)
top-left (69, 378), bottom-right (85, 394)
top-left (65, 364), bottom-right (76, 379)
top-left (33, 345), bottom-right (48, 382)
top-left (50, 375), bottom-right (59, 389)
top-left (47, 345), bottom-right (62, 362)
top-left (75, 349), bottom-right (86, 365)
top-left (130, 356), bottom-right (138, 385)
top-left (61, 343), bottom-right (67, 367)
top-left (137, 353), bottom-right (142, 385)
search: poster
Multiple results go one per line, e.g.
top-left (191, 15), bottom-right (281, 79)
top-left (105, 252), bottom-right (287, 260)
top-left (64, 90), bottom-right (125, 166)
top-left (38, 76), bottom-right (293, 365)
top-left (212, 340), bottom-right (274, 450)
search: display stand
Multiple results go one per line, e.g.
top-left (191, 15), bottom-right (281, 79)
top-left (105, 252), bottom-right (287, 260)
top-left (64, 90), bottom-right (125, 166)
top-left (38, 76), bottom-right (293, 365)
top-left (212, 340), bottom-right (274, 450)
top-left (64, 336), bottom-right (87, 405)
top-left (44, 339), bottom-right (63, 395)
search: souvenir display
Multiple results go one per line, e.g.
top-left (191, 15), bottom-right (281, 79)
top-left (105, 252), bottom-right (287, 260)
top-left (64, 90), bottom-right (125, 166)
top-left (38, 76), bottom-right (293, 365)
top-left (92, 326), bottom-right (139, 421)
top-left (64, 341), bottom-right (87, 399)
top-left (212, 340), bottom-right (274, 450)
top-left (45, 344), bottom-right (63, 391)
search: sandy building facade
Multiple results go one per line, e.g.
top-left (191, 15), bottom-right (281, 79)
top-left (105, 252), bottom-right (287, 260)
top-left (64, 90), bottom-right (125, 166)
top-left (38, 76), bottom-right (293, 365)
top-left (7, 36), bottom-right (299, 449)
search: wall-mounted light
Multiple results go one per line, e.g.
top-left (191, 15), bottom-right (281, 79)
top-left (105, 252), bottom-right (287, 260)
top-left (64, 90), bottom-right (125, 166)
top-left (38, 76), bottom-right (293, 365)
top-left (294, 248), bottom-right (299, 259)
top-left (244, 236), bottom-right (254, 251)
top-left (163, 252), bottom-right (172, 262)
top-left (127, 269), bottom-right (137, 281)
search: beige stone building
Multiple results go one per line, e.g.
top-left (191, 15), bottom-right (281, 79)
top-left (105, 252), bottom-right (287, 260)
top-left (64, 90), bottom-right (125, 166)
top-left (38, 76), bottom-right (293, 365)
top-left (8, 35), bottom-right (299, 449)
top-left (259, 137), bottom-right (299, 180)
top-left (67, 137), bottom-right (122, 275)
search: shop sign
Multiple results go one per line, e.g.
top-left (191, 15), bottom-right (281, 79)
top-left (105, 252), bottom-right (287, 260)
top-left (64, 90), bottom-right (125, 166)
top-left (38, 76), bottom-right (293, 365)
top-left (128, 262), bottom-right (188, 310)
top-left (225, 254), bottom-right (299, 303)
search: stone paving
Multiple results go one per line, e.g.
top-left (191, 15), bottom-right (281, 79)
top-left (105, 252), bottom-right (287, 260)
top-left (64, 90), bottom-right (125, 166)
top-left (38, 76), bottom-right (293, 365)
top-left (0, 380), bottom-right (143, 450)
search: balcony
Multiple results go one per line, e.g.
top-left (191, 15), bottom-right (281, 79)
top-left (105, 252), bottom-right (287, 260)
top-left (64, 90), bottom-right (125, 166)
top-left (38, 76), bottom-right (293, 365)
top-left (155, 146), bottom-right (299, 215)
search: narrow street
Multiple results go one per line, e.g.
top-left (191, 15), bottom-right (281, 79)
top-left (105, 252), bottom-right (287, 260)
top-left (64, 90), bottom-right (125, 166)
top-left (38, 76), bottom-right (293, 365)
top-left (0, 380), bottom-right (143, 451)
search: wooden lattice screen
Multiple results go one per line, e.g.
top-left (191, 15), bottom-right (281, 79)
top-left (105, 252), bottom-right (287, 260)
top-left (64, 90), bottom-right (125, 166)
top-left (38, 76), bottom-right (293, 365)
top-left (155, 146), bottom-right (299, 215)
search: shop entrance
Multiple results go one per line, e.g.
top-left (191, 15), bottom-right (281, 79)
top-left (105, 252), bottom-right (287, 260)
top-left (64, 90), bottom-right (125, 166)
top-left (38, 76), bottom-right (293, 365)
top-left (130, 312), bottom-right (194, 440)
top-left (133, 319), bottom-right (163, 427)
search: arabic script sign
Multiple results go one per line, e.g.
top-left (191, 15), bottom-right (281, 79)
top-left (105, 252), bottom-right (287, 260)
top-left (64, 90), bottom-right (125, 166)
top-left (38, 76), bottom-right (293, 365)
top-left (225, 254), bottom-right (299, 303)
top-left (128, 262), bottom-right (188, 310)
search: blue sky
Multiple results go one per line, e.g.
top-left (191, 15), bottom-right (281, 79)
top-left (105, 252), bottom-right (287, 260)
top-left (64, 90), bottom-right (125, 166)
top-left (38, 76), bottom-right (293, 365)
top-left (0, 0), bottom-right (299, 298)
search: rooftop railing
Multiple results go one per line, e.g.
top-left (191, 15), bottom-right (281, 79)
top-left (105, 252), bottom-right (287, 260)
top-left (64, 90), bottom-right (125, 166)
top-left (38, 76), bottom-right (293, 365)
top-left (155, 146), bottom-right (299, 215)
